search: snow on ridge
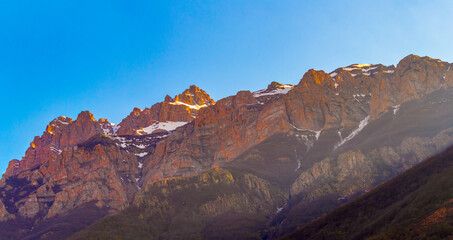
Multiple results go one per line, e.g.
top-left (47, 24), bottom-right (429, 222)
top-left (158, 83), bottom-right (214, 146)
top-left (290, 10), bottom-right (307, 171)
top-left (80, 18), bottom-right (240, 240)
top-left (342, 64), bottom-right (377, 75)
top-left (253, 85), bottom-right (294, 97)
top-left (334, 115), bottom-right (370, 150)
top-left (352, 64), bottom-right (372, 68)
top-left (342, 64), bottom-right (371, 71)
top-left (141, 121), bottom-right (188, 135)
top-left (56, 119), bottom-right (70, 125)
top-left (169, 101), bottom-right (207, 110)
top-left (361, 66), bottom-right (377, 72)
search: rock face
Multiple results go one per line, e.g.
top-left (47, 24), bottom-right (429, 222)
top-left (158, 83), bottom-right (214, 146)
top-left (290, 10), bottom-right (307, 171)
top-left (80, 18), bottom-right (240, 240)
top-left (370, 55), bottom-right (453, 118)
top-left (2, 55), bottom-right (453, 239)
top-left (291, 128), bottom-right (453, 200)
top-left (0, 199), bottom-right (12, 221)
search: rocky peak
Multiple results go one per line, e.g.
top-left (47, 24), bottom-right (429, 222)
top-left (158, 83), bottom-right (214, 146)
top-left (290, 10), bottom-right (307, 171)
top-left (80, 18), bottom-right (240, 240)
top-left (233, 91), bottom-right (258, 108)
top-left (117, 86), bottom-right (215, 135)
top-left (132, 107), bottom-right (142, 116)
top-left (76, 111), bottom-right (96, 122)
top-left (165, 85), bottom-right (215, 107)
top-left (298, 69), bottom-right (336, 89)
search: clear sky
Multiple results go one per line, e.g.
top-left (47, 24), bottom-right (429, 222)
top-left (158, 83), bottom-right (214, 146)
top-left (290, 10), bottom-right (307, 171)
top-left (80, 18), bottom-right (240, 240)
top-left (1, 0), bottom-right (453, 174)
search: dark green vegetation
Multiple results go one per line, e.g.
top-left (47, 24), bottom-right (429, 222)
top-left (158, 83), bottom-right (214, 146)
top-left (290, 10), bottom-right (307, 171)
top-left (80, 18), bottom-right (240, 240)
top-left (282, 145), bottom-right (453, 240)
top-left (70, 167), bottom-right (286, 240)
top-left (0, 202), bottom-right (109, 240)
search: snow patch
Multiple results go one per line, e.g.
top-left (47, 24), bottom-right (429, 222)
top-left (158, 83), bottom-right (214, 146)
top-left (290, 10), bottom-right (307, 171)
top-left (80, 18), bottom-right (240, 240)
top-left (334, 116), bottom-right (370, 149)
top-left (290, 124), bottom-right (322, 141)
top-left (140, 121), bottom-right (188, 134)
top-left (384, 70), bottom-right (394, 74)
top-left (133, 144), bottom-right (147, 149)
top-left (138, 162), bottom-right (143, 169)
top-left (353, 93), bottom-right (367, 102)
top-left (100, 122), bottom-right (120, 135)
top-left (50, 147), bottom-right (62, 155)
top-left (314, 130), bottom-right (322, 141)
top-left (295, 158), bottom-right (301, 171)
top-left (111, 124), bottom-right (120, 134)
top-left (393, 105), bottom-right (400, 115)
top-left (330, 72), bottom-right (337, 78)
top-left (135, 152), bottom-right (148, 157)
top-left (57, 119), bottom-right (69, 125)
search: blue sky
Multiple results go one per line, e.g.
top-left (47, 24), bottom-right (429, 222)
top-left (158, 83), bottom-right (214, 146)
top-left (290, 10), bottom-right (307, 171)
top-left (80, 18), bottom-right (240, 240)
top-left (1, 0), bottom-right (453, 174)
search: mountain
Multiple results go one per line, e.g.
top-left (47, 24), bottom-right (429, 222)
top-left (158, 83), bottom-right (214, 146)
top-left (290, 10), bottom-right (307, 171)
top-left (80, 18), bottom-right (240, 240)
top-left (281, 144), bottom-right (453, 240)
top-left (1, 54), bottom-right (453, 239)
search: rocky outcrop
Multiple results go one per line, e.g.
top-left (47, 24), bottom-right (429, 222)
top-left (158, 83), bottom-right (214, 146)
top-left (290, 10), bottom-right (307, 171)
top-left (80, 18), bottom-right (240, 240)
top-left (4, 112), bottom-right (117, 177)
top-left (370, 55), bottom-right (453, 118)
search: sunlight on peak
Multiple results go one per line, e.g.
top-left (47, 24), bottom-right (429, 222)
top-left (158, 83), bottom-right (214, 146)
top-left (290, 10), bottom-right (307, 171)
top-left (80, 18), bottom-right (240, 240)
top-left (169, 101), bottom-right (207, 110)
top-left (352, 64), bottom-right (372, 68)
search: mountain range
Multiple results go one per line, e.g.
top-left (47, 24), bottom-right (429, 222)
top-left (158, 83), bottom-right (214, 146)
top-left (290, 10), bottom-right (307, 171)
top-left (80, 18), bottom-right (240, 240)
top-left (1, 54), bottom-right (453, 239)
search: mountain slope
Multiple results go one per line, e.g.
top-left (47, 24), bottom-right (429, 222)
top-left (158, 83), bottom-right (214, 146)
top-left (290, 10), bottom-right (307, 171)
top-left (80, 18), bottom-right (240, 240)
top-left (70, 167), bottom-right (286, 240)
top-left (281, 144), bottom-right (453, 240)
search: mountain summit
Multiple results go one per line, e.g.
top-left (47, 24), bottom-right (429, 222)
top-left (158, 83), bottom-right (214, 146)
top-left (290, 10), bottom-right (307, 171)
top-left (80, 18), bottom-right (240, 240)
top-left (116, 85), bottom-right (214, 135)
top-left (165, 84), bottom-right (215, 107)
